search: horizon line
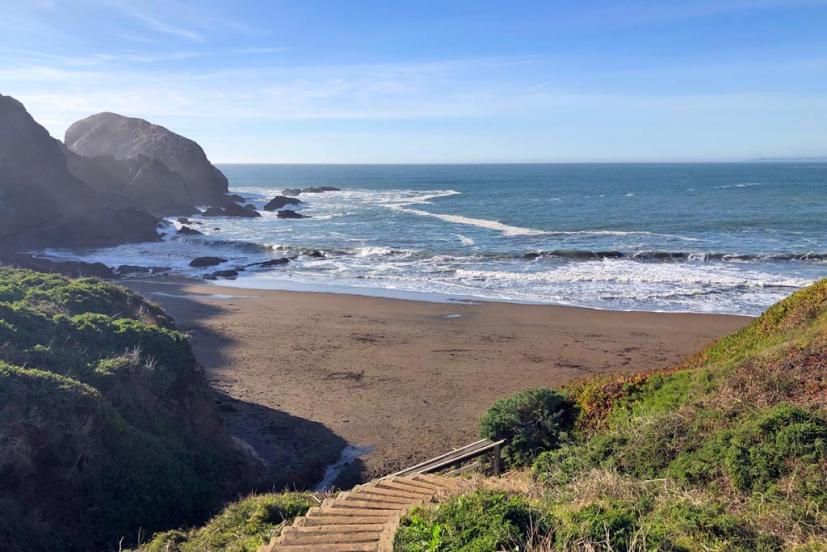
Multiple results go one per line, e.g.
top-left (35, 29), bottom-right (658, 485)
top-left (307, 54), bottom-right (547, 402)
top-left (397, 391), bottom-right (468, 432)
top-left (213, 158), bottom-right (827, 166)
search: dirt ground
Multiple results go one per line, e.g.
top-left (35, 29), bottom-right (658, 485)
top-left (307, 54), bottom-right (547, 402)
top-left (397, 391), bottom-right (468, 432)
top-left (125, 279), bottom-right (750, 487)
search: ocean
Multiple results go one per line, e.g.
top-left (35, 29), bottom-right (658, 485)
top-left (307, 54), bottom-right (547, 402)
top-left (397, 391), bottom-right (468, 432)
top-left (42, 163), bottom-right (827, 315)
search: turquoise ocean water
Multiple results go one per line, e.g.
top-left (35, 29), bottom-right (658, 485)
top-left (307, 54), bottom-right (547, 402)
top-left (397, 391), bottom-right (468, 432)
top-left (44, 163), bottom-right (827, 315)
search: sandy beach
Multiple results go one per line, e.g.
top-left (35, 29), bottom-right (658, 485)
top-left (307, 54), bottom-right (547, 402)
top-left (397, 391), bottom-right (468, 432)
top-left (124, 278), bottom-right (750, 487)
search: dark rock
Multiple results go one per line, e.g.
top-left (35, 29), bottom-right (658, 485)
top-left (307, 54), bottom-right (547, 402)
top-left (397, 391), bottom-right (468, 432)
top-left (116, 264), bottom-right (152, 274)
top-left (243, 203), bottom-right (257, 210)
top-left (65, 112), bottom-right (229, 205)
top-left (277, 209), bottom-right (310, 219)
top-left (3, 253), bottom-right (114, 278)
top-left (224, 203), bottom-right (260, 217)
top-left (282, 188), bottom-right (302, 196)
top-left (202, 206), bottom-right (224, 216)
top-left (301, 186), bottom-right (340, 193)
top-left (306, 249), bottom-right (325, 258)
top-left (177, 217), bottom-right (191, 224)
top-left (178, 226), bottom-right (203, 236)
top-left (204, 269), bottom-right (239, 280)
top-left (202, 204), bottom-right (261, 218)
top-left (190, 256), bottom-right (227, 268)
top-left (263, 195), bottom-right (303, 211)
top-left (252, 258), bottom-right (290, 267)
top-left (227, 194), bottom-right (245, 203)
top-left (115, 265), bottom-right (170, 276)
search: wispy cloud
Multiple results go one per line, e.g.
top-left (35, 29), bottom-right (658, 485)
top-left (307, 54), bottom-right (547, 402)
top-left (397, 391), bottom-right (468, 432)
top-left (128, 13), bottom-right (203, 42)
top-left (0, 47), bottom-right (200, 66)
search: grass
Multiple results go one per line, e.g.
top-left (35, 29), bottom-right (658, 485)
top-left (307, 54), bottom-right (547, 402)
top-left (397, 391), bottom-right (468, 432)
top-left (136, 493), bottom-right (316, 552)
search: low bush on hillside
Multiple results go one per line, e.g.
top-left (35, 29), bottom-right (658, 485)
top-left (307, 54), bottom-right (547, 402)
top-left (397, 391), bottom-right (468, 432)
top-left (394, 490), bottom-right (547, 551)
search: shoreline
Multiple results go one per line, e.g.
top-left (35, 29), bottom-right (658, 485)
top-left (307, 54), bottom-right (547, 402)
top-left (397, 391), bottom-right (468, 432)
top-left (143, 272), bottom-right (768, 317)
top-left (122, 277), bottom-right (752, 486)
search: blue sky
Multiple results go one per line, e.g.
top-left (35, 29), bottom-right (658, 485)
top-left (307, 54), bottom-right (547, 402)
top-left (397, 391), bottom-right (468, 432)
top-left (2, 0), bottom-right (827, 162)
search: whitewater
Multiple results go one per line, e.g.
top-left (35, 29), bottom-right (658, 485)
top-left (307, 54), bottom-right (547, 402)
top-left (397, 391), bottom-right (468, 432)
top-left (38, 163), bottom-right (827, 315)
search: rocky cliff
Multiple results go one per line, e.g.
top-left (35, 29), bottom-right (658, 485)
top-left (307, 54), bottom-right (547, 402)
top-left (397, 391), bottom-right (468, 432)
top-left (65, 112), bottom-right (228, 208)
top-left (0, 94), bottom-right (160, 248)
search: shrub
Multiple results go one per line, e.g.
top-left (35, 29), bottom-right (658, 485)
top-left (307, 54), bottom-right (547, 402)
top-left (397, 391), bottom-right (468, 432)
top-left (551, 498), bottom-right (642, 551)
top-left (532, 447), bottom-right (588, 486)
top-left (646, 500), bottom-right (775, 552)
top-left (723, 404), bottom-right (826, 493)
top-left (394, 490), bottom-right (545, 551)
top-left (479, 388), bottom-right (575, 467)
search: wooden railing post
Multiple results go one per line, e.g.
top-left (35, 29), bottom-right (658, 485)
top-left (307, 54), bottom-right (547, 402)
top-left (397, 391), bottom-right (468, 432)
top-left (492, 443), bottom-right (502, 475)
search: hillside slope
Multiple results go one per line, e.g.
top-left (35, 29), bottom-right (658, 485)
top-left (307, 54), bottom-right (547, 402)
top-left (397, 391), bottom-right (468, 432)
top-left (0, 269), bottom-right (256, 551)
top-left (395, 280), bottom-right (827, 551)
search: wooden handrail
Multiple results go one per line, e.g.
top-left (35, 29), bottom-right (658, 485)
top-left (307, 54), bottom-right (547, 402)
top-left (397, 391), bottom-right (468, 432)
top-left (385, 438), bottom-right (506, 479)
top-left (384, 438), bottom-right (491, 478)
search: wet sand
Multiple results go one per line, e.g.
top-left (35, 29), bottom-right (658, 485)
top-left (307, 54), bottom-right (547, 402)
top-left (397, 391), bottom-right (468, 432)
top-left (124, 279), bottom-right (750, 484)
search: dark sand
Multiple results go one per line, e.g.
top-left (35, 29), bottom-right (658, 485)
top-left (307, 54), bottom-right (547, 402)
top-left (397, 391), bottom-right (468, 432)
top-left (124, 279), bottom-right (750, 485)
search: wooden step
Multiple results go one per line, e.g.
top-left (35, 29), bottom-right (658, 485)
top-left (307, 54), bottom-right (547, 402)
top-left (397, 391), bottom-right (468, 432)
top-left (321, 505), bottom-right (401, 516)
top-left (346, 492), bottom-right (416, 505)
top-left (280, 528), bottom-right (381, 544)
top-left (273, 543), bottom-right (378, 551)
top-left (354, 484), bottom-right (426, 501)
top-left (374, 478), bottom-right (437, 495)
top-left (289, 523), bottom-right (386, 534)
top-left (414, 473), bottom-right (465, 491)
top-left (387, 476), bottom-right (441, 491)
top-left (333, 498), bottom-right (408, 511)
top-left (303, 515), bottom-right (391, 526)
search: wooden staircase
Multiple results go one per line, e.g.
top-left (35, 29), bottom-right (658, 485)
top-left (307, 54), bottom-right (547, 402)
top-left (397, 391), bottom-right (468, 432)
top-left (259, 474), bottom-right (470, 552)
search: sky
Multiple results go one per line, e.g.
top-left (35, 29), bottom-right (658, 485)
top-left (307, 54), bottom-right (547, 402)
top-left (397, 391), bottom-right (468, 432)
top-left (1, 0), bottom-right (827, 163)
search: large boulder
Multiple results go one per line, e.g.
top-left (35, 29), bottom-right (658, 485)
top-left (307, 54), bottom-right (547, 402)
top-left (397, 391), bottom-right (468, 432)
top-left (0, 94), bottom-right (159, 248)
top-left (202, 203), bottom-right (260, 218)
top-left (63, 148), bottom-right (197, 216)
top-left (190, 256), bottom-right (227, 268)
top-left (277, 209), bottom-right (310, 219)
top-left (263, 195), bottom-right (303, 211)
top-left (65, 112), bottom-right (228, 206)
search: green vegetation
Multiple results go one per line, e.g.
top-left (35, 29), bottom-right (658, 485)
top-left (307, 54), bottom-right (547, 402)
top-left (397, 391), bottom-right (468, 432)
top-left (0, 268), bottom-right (251, 551)
top-left (480, 387), bottom-right (575, 467)
top-left (395, 490), bottom-right (545, 551)
top-left (396, 279), bottom-right (827, 551)
top-left (137, 493), bottom-right (314, 552)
